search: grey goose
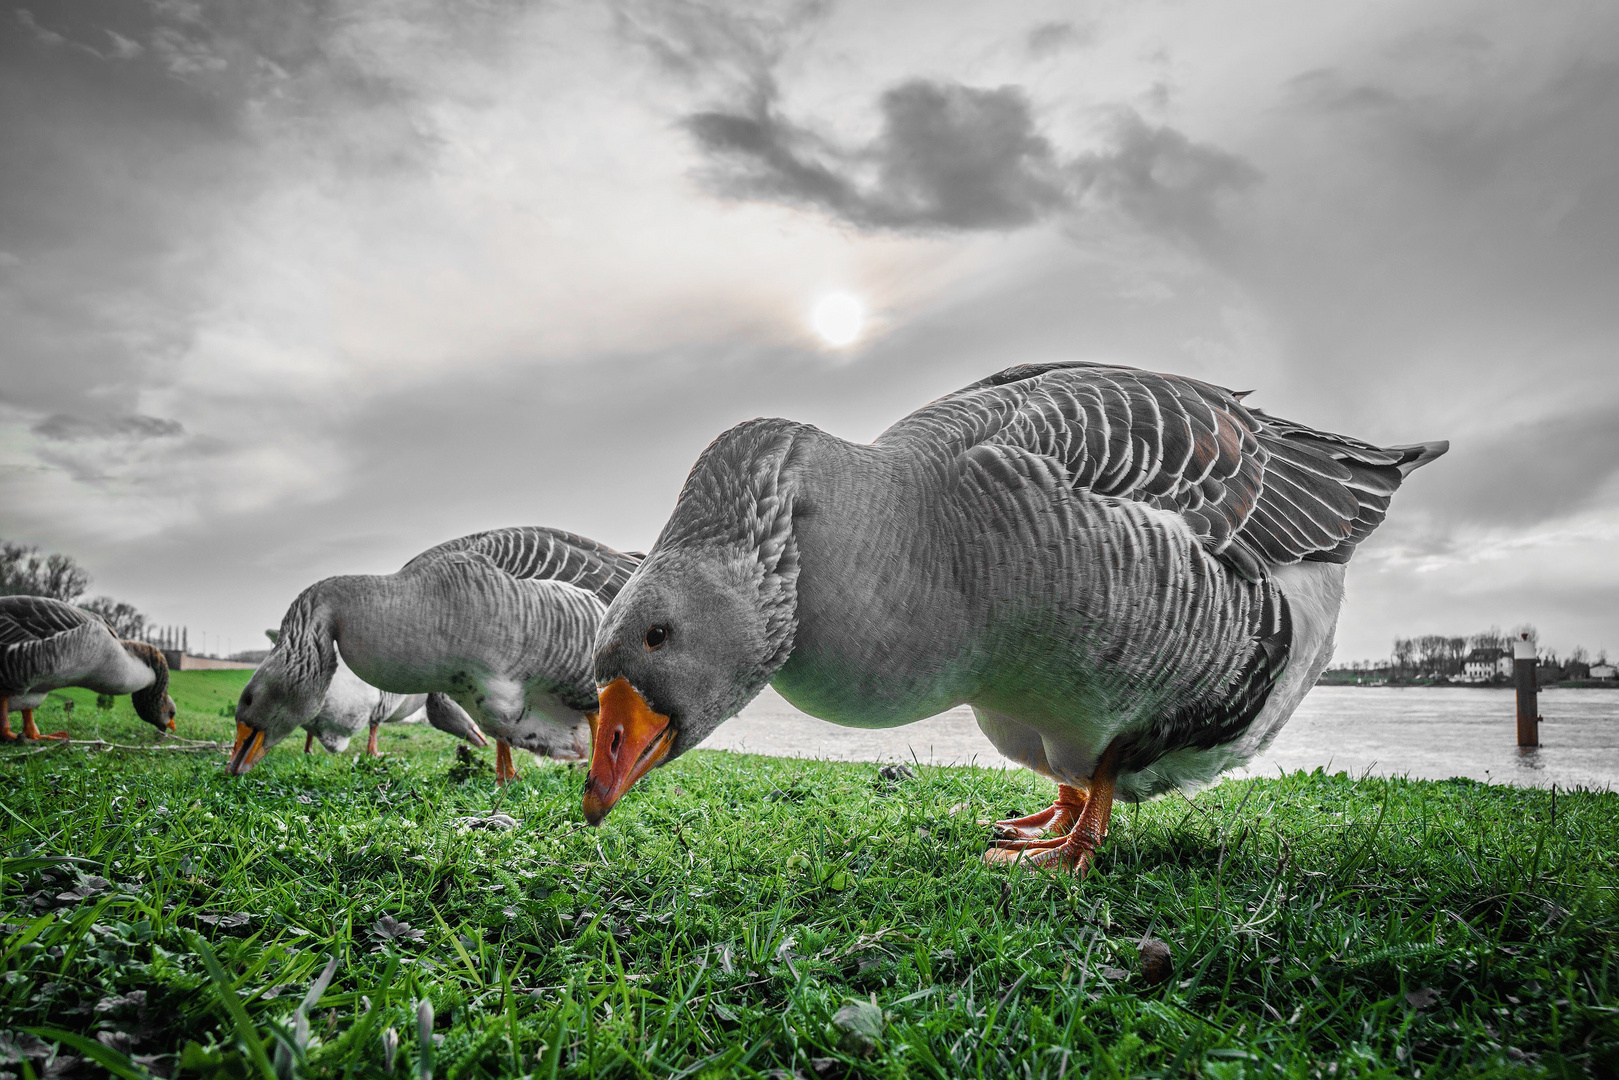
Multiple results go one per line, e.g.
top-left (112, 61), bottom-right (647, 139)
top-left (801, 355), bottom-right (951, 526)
top-left (299, 655), bottom-right (488, 757)
top-left (230, 526), bottom-right (641, 781)
top-left (586, 361), bottom-right (1447, 872)
top-left (1, 595), bottom-right (177, 741)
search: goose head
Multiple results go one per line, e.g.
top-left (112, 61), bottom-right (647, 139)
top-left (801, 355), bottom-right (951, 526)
top-left (585, 418), bottom-right (805, 824)
top-left (586, 542), bottom-right (797, 823)
top-left (122, 641), bottom-right (177, 732)
top-left (229, 615), bottom-right (337, 774)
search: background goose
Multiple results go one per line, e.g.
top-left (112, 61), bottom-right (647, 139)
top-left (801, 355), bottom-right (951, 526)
top-left (0, 595), bottom-right (177, 742)
top-left (230, 526), bottom-right (641, 782)
top-left (300, 657), bottom-right (487, 756)
top-left (586, 361), bottom-right (1447, 872)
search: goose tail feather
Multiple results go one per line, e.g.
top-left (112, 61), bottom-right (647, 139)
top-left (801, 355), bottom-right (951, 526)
top-left (1391, 440), bottom-right (1449, 477)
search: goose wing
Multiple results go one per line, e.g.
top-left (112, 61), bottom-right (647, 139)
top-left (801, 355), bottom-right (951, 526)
top-left (402, 526), bottom-right (643, 603)
top-left (0, 596), bottom-right (102, 694)
top-left (882, 361), bottom-right (1446, 580)
top-left (0, 595), bottom-right (98, 647)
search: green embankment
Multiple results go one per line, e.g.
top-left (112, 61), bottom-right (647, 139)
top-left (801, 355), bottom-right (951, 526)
top-left (2, 675), bottom-right (1617, 1078)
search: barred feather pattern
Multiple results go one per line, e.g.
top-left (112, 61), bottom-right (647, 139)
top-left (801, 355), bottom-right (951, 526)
top-left (242, 527), bottom-right (639, 756)
top-left (402, 526), bottom-right (642, 604)
top-left (658, 418), bottom-right (806, 688)
top-left (616, 362), bottom-right (1442, 798)
top-left (951, 443), bottom-right (1291, 779)
top-left (0, 595), bottom-right (101, 696)
top-left (883, 361), bottom-right (1446, 581)
top-left (0, 595), bottom-right (162, 707)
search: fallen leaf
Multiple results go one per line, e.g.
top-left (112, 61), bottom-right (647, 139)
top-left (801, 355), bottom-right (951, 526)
top-left (832, 999), bottom-right (884, 1057)
top-left (1406, 986), bottom-right (1439, 1010)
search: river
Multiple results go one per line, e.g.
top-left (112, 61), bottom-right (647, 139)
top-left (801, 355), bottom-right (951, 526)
top-left (698, 685), bottom-right (1619, 791)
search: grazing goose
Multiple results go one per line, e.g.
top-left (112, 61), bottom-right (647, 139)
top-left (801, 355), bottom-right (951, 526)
top-left (586, 362), bottom-right (1447, 872)
top-left (230, 527), bottom-right (641, 782)
top-left (300, 657), bottom-right (487, 756)
top-left (0, 595), bottom-right (177, 741)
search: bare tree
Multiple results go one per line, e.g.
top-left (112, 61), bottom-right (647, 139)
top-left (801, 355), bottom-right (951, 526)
top-left (1391, 638), bottom-right (1416, 676)
top-left (0, 540), bottom-right (91, 602)
top-left (79, 597), bottom-right (148, 639)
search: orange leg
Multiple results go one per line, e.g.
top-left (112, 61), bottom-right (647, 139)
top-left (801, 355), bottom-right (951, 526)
top-left (22, 709), bottom-right (68, 742)
top-left (494, 739), bottom-right (518, 785)
top-left (984, 745), bottom-right (1121, 875)
top-left (305, 731), bottom-right (316, 753)
top-left (0, 696), bottom-right (12, 741)
top-left (366, 724), bottom-right (381, 757)
top-left (985, 783), bottom-right (1089, 841)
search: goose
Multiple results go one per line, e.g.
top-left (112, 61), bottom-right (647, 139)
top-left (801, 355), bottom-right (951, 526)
top-left (300, 656), bottom-right (488, 756)
top-left (0, 595), bottom-right (177, 741)
top-left (230, 526), bottom-right (642, 782)
top-left (586, 361), bottom-right (1447, 872)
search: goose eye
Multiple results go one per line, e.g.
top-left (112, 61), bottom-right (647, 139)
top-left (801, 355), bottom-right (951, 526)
top-left (644, 625), bottom-right (669, 650)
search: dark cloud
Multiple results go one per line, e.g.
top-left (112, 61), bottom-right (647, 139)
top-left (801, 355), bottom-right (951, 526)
top-left (688, 80), bottom-right (1066, 230)
top-left (32, 414), bottom-right (185, 442)
top-left (686, 79), bottom-right (1257, 237)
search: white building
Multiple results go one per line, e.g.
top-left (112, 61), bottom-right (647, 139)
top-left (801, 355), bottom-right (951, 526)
top-left (1462, 647), bottom-right (1514, 682)
top-left (1592, 663), bottom-right (1617, 680)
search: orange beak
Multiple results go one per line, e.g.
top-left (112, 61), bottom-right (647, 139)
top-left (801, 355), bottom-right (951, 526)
top-left (167, 717), bottom-right (177, 731)
top-left (227, 722), bottom-right (268, 775)
top-left (583, 678), bottom-right (674, 825)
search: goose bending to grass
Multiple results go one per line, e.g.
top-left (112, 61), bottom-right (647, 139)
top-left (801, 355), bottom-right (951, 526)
top-left (0, 595), bottom-right (177, 741)
top-left (587, 362), bottom-right (1447, 873)
top-left (300, 657), bottom-right (488, 756)
top-left (231, 527), bottom-right (641, 782)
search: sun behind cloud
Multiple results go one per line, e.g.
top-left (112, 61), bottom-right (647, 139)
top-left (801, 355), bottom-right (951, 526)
top-left (810, 292), bottom-right (865, 346)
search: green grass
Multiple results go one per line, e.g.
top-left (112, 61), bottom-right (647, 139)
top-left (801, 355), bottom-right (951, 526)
top-left (3, 677), bottom-right (1617, 1078)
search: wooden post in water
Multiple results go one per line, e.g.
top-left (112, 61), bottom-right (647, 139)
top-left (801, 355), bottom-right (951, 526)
top-left (1514, 632), bottom-right (1539, 747)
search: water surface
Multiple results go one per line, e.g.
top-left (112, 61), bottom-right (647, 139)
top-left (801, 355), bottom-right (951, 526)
top-left (699, 686), bottom-right (1619, 790)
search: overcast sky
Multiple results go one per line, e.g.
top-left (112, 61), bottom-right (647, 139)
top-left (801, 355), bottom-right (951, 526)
top-left (2, 0), bottom-right (1617, 663)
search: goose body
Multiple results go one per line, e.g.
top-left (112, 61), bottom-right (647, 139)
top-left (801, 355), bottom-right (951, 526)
top-left (231, 527), bottom-right (641, 779)
top-left (0, 595), bottom-right (176, 741)
top-left (299, 657), bottom-right (486, 756)
top-left (587, 362), bottom-right (1447, 871)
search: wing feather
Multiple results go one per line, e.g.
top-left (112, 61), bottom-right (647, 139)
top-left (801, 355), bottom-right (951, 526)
top-left (402, 526), bottom-right (643, 603)
top-left (881, 361), bottom-right (1445, 577)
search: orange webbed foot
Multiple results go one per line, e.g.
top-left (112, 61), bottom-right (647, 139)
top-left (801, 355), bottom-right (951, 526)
top-left (984, 783), bottom-right (1088, 840)
top-left (983, 749), bottom-right (1119, 877)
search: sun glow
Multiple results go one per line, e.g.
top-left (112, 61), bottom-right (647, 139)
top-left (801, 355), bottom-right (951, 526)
top-left (810, 292), bottom-right (865, 346)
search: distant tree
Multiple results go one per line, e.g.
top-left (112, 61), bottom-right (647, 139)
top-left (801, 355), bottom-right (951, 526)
top-left (79, 597), bottom-right (148, 640)
top-left (0, 540), bottom-right (91, 602)
top-left (1391, 638), bottom-right (1416, 676)
top-left (1468, 627), bottom-right (1509, 653)
top-left (1570, 645), bottom-right (1590, 665)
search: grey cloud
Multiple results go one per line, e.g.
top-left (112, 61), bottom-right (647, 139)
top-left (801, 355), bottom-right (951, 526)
top-left (1419, 402), bottom-right (1619, 528)
top-left (1026, 20), bottom-right (1092, 58)
top-left (32, 413), bottom-right (185, 442)
top-left (613, 0), bottom-right (828, 87)
top-left (687, 80), bottom-right (1257, 237)
top-left (687, 80), bottom-right (1065, 231)
top-left (1069, 109), bottom-right (1262, 242)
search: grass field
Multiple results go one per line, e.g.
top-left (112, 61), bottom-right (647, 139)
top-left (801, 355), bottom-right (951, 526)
top-left (3, 672), bottom-right (1617, 1078)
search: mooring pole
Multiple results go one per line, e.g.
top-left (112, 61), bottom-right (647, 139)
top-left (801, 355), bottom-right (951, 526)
top-left (1514, 632), bottom-right (1539, 747)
